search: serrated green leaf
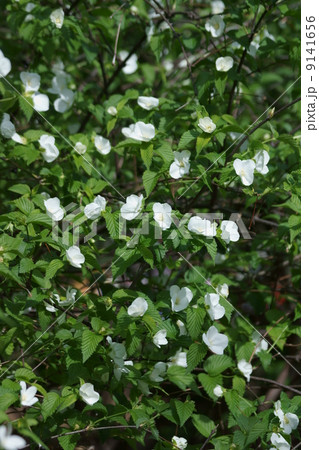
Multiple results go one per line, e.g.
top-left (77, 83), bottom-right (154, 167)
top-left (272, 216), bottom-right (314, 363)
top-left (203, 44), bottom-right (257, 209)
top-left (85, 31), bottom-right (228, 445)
top-left (41, 392), bottom-right (60, 421)
top-left (81, 329), bottom-right (103, 362)
top-left (46, 259), bottom-right (64, 279)
top-left (186, 307), bottom-right (206, 340)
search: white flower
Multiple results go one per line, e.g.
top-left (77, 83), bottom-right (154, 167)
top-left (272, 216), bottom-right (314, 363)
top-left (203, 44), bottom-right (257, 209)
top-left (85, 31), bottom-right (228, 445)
top-left (251, 331), bottom-right (268, 353)
top-left (153, 329), bottom-right (168, 348)
top-left (237, 359), bottom-right (253, 382)
top-left (137, 96), bottom-right (159, 110)
top-left (0, 114), bottom-right (26, 144)
top-left (176, 320), bottom-right (187, 336)
top-left (153, 202), bottom-right (172, 230)
top-left (20, 72), bottom-right (40, 93)
top-left (65, 286), bottom-right (77, 304)
top-left (48, 73), bottom-right (69, 94)
top-left (45, 294), bottom-right (59, 312)
top-left (248, 40), bottom-right (260, 58)
top-left (188, 216), bottom-right (217, 237)
top-left (216, 56), bottom-right (234, 72)
top-left (213, 384), bottom-right (224, 397)
top-left (50, 8), bottom-right (64, 29)
top-left (107, 106), bottom-right (117, 116)
top-left (205, 16), bottom-right (225, 38)
top-left (170, 285), bottom-right (193, 312)
top-left (20, 381), bottom-right (38, 407)
top-left (168, 349), bottom-right (187, 368)
top-left (74, 141), bottom-right (87, 154)
top-left (38, 134), bottom-right (59, 163)
top-left (120, 194), bottom-right (143, 220)
top-left (44, 197), bottom-right (64, 221)
top-left (119, 51), bottom-right (138, 74)
top-left (32, 92), bottom-right (49, 112)
top-left (150, 362), bottom-right (166, 382)
top-left (270, 433), bottom-right (291, 450)
top-left (254, 150), bottom-right (270, 175)
top-left (84, 195), bottom-right (106, 220)
top-left (169, 150), bottom-right (191, 179)
top-left (203, 325), bottom-right (228, 354)
top-left (172, 436), bottom-right (188, 449)
top-left (0, 50), bottom-right (11, 78)
top-left (0, 425), bottom-right (26, 450)
top-left (198, 116), bottom-right (216, 133)
top-left (94, 135), bottom-right (111, 155)
top-left (274, 401), bottom-right (299, 435)
top-left (52, 60), bottom-right (65, 75)
top-left (127, 297), bottom-right (148, 317)
top-left (122, 121), bottom-right (155, 142)
top-left (54, 88), bottom-right (74, 113)
top-left (217, 283), bottom-right (229, 298)
top-left (233, 158), bottom-right (256, 186)
top-left (220, 220), bottom-right (240, 243)
top-left (204, 293), bottom-right (225, 320)
top-left (66, 246), bottom-right (85, 269)
top-left (79, 383), bottom-right (100, 405)
top-left (211, 0), bottom-right (225, 14)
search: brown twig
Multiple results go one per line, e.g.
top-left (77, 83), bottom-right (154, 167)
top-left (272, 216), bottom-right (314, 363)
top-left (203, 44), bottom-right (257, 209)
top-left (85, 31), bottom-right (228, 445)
top-left (250, 376), bottom-right (301, 395)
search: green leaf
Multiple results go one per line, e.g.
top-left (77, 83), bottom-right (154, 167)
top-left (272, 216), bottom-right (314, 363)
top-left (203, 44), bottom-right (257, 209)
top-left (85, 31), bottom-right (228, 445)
top-left (178, 130), bottom-right (199, 149)
top-left (186, 306), bottom-right (206, 340)
top-left (205, 239), bottom-right (217, 262)
top-left (192, 414), bottom-right (216, 438)
top-left (26, 212), bottom-right (52, 227)
top-left (81, 329), bottom-right (103, 362)
top-left (186, 343), bottom-right (207, 372)
top-left (105, 209), bottom-right (120, 239)
top-left (215, 73), bottom-right (227, 97)
top-left (0, 388), bottom-right (19, 411)
top-left (46, 259), bottom-right (64, 279)
top-left (141, 143), bottom-right (153, 169)
top-left (204, 355), bottom-right (233, 376)
top-left (19, 95), bottom-right (34, 121)
top-left (138, 245), bottom-right (154, 268)
top-left (9, 184), bottom-right (31, 195)
top-left (14, 197), bottom-right (34, 215)
top-left (143, 170), bottom-right (159, 197)
top-left (196, 135), bottom-right (211, 155)
top-left (19, 257), bottom-right (35, 274)
top-left (173, 399), bottom-right (195, 426)
top-left (198, 373), bottom-right (221, 399)
top-left (167, 366), bottom-right (194, 390)
top-left (41, 392), bottom-right (60, 421)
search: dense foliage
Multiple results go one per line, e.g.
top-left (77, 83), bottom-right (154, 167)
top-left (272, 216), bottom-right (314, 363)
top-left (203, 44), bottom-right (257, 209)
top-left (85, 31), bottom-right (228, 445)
top-left (0, 0), bottom-right (301, 449)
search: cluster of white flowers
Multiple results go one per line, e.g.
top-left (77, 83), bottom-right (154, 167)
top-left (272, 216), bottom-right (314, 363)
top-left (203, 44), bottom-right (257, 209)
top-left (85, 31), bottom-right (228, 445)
top-left (48, 61), bottom-right (74, 113)
top-left (0, 114), bottom-right (26, 145)
top-left (20, 72), bottom-right (49, 112)
top-left (274, 400), bottom-right (299, 435)
top-left (188, 216), bottom-right (239, 243)
top-left (233, 150), bottom-right (270, 186)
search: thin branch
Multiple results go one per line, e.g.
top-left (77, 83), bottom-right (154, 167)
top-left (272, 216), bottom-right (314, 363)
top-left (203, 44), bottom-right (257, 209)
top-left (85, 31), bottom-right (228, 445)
top-left (199, 426), bottom-right (218, 450)
top-left (112, 16), bottom-right (123, 66)
top-left (250, 376), bottom-right (301, 395)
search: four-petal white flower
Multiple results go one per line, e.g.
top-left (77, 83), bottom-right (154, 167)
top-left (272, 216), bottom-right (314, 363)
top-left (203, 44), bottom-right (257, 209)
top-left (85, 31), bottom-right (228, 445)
top-left (153, 329), bottom-right (168, 348)
top-left (84, 195), bottom-right (106, 220)
top-left (122, 121), bottom-right (155, 142)
top-left (120, 194), bottom-right (143, 220)
top-left (169, 150), bottom-right (191, 179)
top-left (237, 359), bottom-right (253, 382)
top-left (270, 433), bottom-right (291, 450)
top-left (188, 216), bottom-right (217, 237)
top-left (254, 150), bottom-right (270, 174)
top-left (213, 384), bottom-right (224, 397)
top-left (150, 361), bottom-right (166, 382)
top-left (119, 51), bottom-right (138, 75)
top-left (0, 425), bottom-right (26, 450)
top-left (220, 220), bottom-right (240, 243)
top-left (198, 116), bottom-right (216, 133)
top-left (153, 202), bottom-right (172, 230)
top-left (44, 197), bottom-right (64, 221)
top-left (205, 15), bottom-right (225, 38)
top-left (127, 297), bottom-right (148, 317)
top-left (20, 381), bottom-right (38, 407)
top-left (94, 135), bottom-right (111, 155)
top-left (0, 50), bottom-right (11, 78)
top-left (38, 134), bottom-right (59, 163)
top-left (233, 159), bottom-right (256, 186)
top-left (172, 436), bottom-right (188, 449)
top-left (211, 0), bottom-right (225, 14)
top-left (137, 96), bottom-right (159, 110)
top-left (170, 285), bottom-right (193, 312)
top-left (203, 325), bottom-right (228, 354)
top-left (79, 383), bottom-right (100, 405)
top-left (50, 8), bottom-right (64, 29)
top-left (66, 246), bottom-right (85, 268)
top-left (216, 56), bottom-right (234, 72)
top-left (204, 293), bottom-right (225, 320)
top-left (168, 349), bottom-right (187, 368)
